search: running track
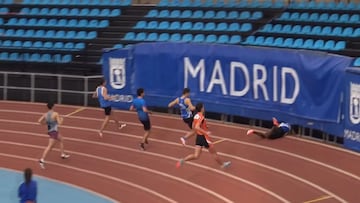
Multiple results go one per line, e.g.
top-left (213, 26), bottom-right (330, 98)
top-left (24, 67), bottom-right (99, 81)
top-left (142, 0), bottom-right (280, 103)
top-left (0, 101), bottom-right (359, 203)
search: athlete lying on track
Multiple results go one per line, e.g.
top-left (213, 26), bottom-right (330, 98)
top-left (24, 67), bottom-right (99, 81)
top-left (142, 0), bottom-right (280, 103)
top-left (247, 117), bottom-right (291, 139)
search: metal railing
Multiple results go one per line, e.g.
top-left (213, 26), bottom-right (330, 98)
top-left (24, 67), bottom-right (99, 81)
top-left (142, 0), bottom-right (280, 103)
top-left (0, 71), bottom-right (103, 106)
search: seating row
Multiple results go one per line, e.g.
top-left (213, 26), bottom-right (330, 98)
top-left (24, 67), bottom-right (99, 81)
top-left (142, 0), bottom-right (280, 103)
top-left (244, 36), bottom-right (346, 51)
top-left (22, 0), bottom-right (131, 6)
top-left (146, 9), bottom-right (262, 20)
top-left (5, 18), bottom-right (109, 28)
top-left (288, 1), bottom-right (360, 10)
top-left (261, 24), bottom-right (360, 37)
top-left (134, 21), bottom-right (252, 32)
top-left (0, 40), bottom-right (85, 50)
top-left (123, 32), bottom-right (242, 44)
top-left (0, 52), bottom-right (72, 63)
top-left (278, 12), bottom-right (360, 24)
top-left (0, 0), bottom-right (12, 4)
top-left (0, 7), bottom-right (8, 13)
top-left (158, 0), bottom-right (285, 8)
top-left (20, 8), bottom-right (121, 17)
top-left (0, 29), bottom-right (97, 39)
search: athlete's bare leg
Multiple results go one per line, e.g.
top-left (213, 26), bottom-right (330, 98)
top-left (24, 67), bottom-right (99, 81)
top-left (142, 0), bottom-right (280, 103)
top-left (99, 115), bottom-right (110, 137)
top-left (140, 130), bottom-right (151, 150)
top-left (208, 145), bottom-right (223, 165)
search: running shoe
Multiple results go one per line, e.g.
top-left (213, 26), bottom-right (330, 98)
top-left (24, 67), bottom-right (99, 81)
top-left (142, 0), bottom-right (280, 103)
top-left (221, 161), bottom-right (231, 169)
top-left (118, 123), bottom-right (127, 130)
top-left (246, 129), bottom-right (254, 135)
top-left (176, 159), bottom-right (184, 168)
top-left (140, 143), bottom-right (145, 151)
top-left (145, 138), bottom-right (149, 144)
top-left (180, 137), bottom-right (186, 146)
top-left (98, 131), bottom-right (103, 138)
top-left (39, 160), bottom-right (45, 169)
top-left (61, 154), bottom-right (70, 159)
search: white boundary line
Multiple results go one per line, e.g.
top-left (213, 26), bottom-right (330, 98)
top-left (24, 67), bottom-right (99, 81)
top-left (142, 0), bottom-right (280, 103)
top-left (0, 167), bottom-right (119, 203)
top-left (0, 128), bottom-right (290, 203)
top-left (0, 153), bottom-right (177, 203)
top-left (1, 100), bottom-right (358, 157)
top-left (0, 140), bottom-right (233, 203)
top-left (1, 109), bottom-right (359, 182)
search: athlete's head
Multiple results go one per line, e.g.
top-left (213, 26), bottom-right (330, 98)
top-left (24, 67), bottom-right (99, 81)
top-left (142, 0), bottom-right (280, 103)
top-left (195, 102), bottom-right (204, 113)
top-left (182, 88), bottom-right (190, 97)
top-left (137, 88), bottom-right (145, 97)
top-left (100, 78), bottom-right (106, 86)
top-left (47, 102), bottom-right (54, 110)
top-left (24, 168), bottom-right (33, 185)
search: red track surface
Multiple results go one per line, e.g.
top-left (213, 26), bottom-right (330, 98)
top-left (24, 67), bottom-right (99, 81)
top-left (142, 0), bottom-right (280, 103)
top-left (1, 101), bottom-right (360, 203)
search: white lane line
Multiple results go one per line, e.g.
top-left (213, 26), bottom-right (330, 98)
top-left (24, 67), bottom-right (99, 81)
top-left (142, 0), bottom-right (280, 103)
top-left (0, 140), bottom-right (234, 203)
top-left (0, 128), bottom-right (290, 203)
top-left (0, 153), bottom-right (177, 203)
top-left (0, 167), bottom-right (119, 203)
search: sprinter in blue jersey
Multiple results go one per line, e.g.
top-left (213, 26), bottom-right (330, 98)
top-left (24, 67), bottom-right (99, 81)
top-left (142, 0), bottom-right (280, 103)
top-left (168, 88), bottom-right (196, 146)
top-left (93, 78), bottom-right (126, 137)
top-left (130, 88), bottom-right (152, 150)
top-left (247, 117), bottom-right (291, 139)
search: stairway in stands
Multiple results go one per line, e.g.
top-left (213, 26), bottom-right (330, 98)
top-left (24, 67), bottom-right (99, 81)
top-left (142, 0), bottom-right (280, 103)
top-left (74, 5), bottom-right (154, 65)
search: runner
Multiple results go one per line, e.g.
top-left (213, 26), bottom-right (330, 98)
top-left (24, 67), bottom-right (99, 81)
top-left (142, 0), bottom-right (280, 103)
top-left (38, 102), bottom-right (70, 169)
top-left (130, 88), bottom-right (152, 151)
top-left (18, 168), bottom-right (37, 203)
top-left (92, 78), bottom-right (126, 137)
top-left (168, 88), bottom-right (196, 146)
top-left (247, 117), bottom-right (291, 139)
top-left (176, 102), bottom-right (231, 168)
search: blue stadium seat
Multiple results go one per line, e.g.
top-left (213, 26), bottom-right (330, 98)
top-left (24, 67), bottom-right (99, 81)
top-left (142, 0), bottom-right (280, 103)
top-left (12, 40), bottom-right (22, 48)
top-left (9, 53), bottom-right (19, 61)
top-left (170, 10), bottom-right (181, 18)
top-left (204, 22), bottom-right (216, 31)
top-left (339, 14), bottom-right (349, 23)
top-left (64, 42), bottom-right (74, 49)
top-left (206, 34), bottom-right (217, 43)
top-left (34, 30), bottom-right (45, 37)
top-left (64, 30), bottom-right (76, 39)
top-left (345, 2), bottom-right (357, 10)
top-left (227, 11), bottom-right (238, 19)
top-left (180, 21), bottom-right (192, 30)
top-left (41, 54), bottom-right (52, 62)
top-left (159, 10), bottom-right (170, 18)
top-left (124, 32), bottom-right (135, 40)
top-left (135, 21), bottom-right (146, 28)
top-left (159, 21), bottom-right (169, 29)
top-left (135, 32), bottom-right (146, 41)
top-left (158, 33), bottom-right (170, 41)
top-left (240, 23), bottom-right (252, 32)
top-left (0, 52), bottom-right (8, 60)
top-left (214, 0), bottom-right (225, 7)
top-left (110, 9), bottom-right (121, 17)
top-left (278, 12), bottom-right (289, 20)
top-left (61, 55), bottom-right (72, 63)
top-left (291, 25), bottom-right (301, 34)
top-left (59, 8), bottom-right (69, 16)
top-left (299, 13), bottom-right (309, 21)
top-left (289, 12), bottom-right (299, 20)
top-left (229, 35), bottom-right (241, 44)
top-left (40, 8), bottom-right (49, 15)
top-left (273, 37), bottom-right (284, 46)
top-left (262, 24), bottom-right (272, 32)
top-left (147, 33), bottom-right (158, 41)
top-left (169, 21), bottom-right (180, 30)
top-left (147, 9), bottom-right (158, 17)
top-left (54, 42), bottom-right (64, 49)
top-left (17, 18), bottom-right (27, 26)
top-left (113, 44), bottom-right (123, 49)
top-left (272, 24), bottom-right (282, 32)
top-left (33, 41), bottom-right (43, 48)
top-left (38, 19), bottom-right (47, 26)
top-left (301, 25), bottom-right (311, 34)
top-left (319, 13), bottom-right (329, 22)
top-left (353, 28), bottom-right (360, 37)
top-left (70, 8), bottom-right (80, 16)
top-left (354, 58), bottom-right (360, 66)
top-left (30, 8), bottom-right (40, 15)
top-left (193, 34), bottom-right (205, 42)
top-left (56, 30), bottom-right (66, 38)
top-left (53, 54), bottom-right (62, 63)
top-left (324, 40), bottom-right (335, 50)
top-left (88, 19), bottom-right (98, 27)
top-left (99, 20), bottom-right (109, 28)
top-left (181, 10), bottom-right (192, 18)
top-left (309, 13), bottom-right (319, 21)
top-left (158, 0), bottom-right (169, 6)
top-left (147, 21), bottom-right (158, 29)
top-left (215, 11), bottom-right (226, 19)
top-left (78, 19), bottom-right (88, 27)
top-left (179, 0), bottom-right (191, 7)
top-left (239, 11), bottom-right (250, 19)
top-left (253, 36), bottom-right (264, 45)
top-left (73, 31), bottom-right (86, 39)
top-left (263, 37), bottom-right (274, 46)
top-left (169, 0), bottom-right (180, 7)
top-left (193, 22), bottom-right (204, 30)
top-left (87, 31), bottom-right (97, 39)
top-left (193, 0), bottom-right (202, 7)
top-left (23, 41), bottom-right (32, 48)
top-left (313, 39), bottom-right (324, 49)
top-left (321, 26), bottom-right (332, 35)
top-left (283, 38), bottom-right (294, 47)
top-left (57, 19), bottom-right (67, 27)
top-left (0, 18), bottom-right (2, 25)
top-left (7, 18), bottom-right (17, 25)
top-left (43, 41), bottom-right (53, 49)
top-left (342, 27), bottom-right (353, 37)
top-left (332, 27), bottom-right (342, 36)
top-left (20, 7), bottom-right (30, 14)
top-left (334, 41), bottom-right (345, 50)
top-left (328, 13), bottom-right (339, 22)
top-left (217, 34), bottom-right (229, 43)
top-left (90, 0), bottom-right (100, 5)
top-left (80, 8), bottom-right (89, 16)
top-left (349, 14), bottom-right (360, 23)
top-left (302, 39), bottom-right (314, 49)
top-left (325, 1), bottom-right (336, 9)
top-left (273, 0), bottom-right (284, 8)
top-left (182, 33), bottom-right (193, 42)
top-left (204, 10), bottom-right (215, 18)
top-left (192, 10), bottom-right (203, 18)
top-left (251, 11), bottom-right (262, 20)
top-left (228, 23), bottom-right (240, 31)
top-left (24, 30), bottom-right (34, 37)
top-left (121, 0), bottom-right (131, 6)
top-left (215, 22), bottom-right (227, 31)
top-left (15, 29), bottom-right (25, 37)
top-left (244, 36), bottom-right (255, 44)
top-left (170, 33), bottom-right (181, 41)
top-left (311, 26), bottom-right (322, 35)
top-left (203, 0), bottom-right (215, 7)
top-left (5, 29), bottom-right (14, 36)
top-left (282, 24), bottom-right (292, 33)
top-left (75, 42), bottom-right (85, 49)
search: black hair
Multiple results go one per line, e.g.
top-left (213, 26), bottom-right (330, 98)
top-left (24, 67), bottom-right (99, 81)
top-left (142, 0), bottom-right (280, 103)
top-left (47, 102), bottom-right (54, 110)
top-left (100, 77), bottom-right (106, 86)
top-left (137, 88), bottom-right (144, 96)
top-left (195, 102), bottom-right (204, 113)
top-left (24, 168), bottom-right (32, 185)
top-left (182, 88), bottom-right (190, 95)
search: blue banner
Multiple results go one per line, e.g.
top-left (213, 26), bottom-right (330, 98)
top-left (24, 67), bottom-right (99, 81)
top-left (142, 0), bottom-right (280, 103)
top-left (344, 68), bottom-right (360, 152)
top-left (102, 48), bottom-right (134, 109)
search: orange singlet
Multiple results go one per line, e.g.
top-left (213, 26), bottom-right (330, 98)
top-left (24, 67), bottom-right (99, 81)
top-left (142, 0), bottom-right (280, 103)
top-left (193, 112), bottom-right (211, 143)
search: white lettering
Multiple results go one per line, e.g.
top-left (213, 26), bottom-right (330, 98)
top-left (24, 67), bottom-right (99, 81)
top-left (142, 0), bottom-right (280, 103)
top-left (281, 67), bottom-right (300, 104)
top-left (344, 129), bottom-right (360, 143)
top-left (184, 57), bottom-right (205, 91)
top-left (273, 66), bottom-right (278, 102)
top-left (230, 62), bottom-right (250, 97)
top-left (253, 64), bottom-right (269, 100)
top-left (206, 60), bottom-right (227, 95)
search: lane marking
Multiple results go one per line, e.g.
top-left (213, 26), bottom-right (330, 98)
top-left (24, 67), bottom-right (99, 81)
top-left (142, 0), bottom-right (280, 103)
top-left (0, 167), bottom-right (119, 203)
top-left (0, 153), bottom-right (177, 203)
top-left (213, 139), bottom-right (227, 145)
top-left (0, 141), bottom-right (234, 203)
top-left (64, 107), bottom-right (86, 117)
top-left (0, 128), bottom-right (290, 203)
top-left (303, 195), bottom-right (333, 203)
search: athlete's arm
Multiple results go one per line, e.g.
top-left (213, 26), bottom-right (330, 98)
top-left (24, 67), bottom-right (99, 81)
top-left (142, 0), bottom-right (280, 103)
top-left (129, 105), bottom-right (135, 111)
top-left (142, 100), bottom-right (152, 114)
top-left (102, 87), bottom-right (111, 100)
top-left (37, 114), bottom-right (46, 125)
top-left (193, 117), bottom-right (209, 135)
top-left (185, 98), bottom-right (195, 111)
top-left (54, 112), bottom-right (63, 125)
top-left (168, 98), bottom-right (179, 108)
top-left (92, 89), bottom-right (98, 98)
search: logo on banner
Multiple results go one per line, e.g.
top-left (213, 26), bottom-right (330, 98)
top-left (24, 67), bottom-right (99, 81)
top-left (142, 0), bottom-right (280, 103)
top-left (350, 82), bottom-right (360, 124)
top-left (109, 57), bottom-right (126, 89)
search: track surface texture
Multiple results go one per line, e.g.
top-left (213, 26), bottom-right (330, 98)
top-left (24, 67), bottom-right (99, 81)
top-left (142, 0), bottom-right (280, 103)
top-left (0, 101), bottom-right (359, 203)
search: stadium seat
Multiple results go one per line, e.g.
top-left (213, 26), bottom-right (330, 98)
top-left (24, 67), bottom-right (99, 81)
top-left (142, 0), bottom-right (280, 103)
top-left (253, 36), bottom-right (264, 45)
top-left (342, 27), bottom-right (353, 37)
top-left (22, 41), bottom-right (32, 48)
top-left (215, 22), bottom-right (227, 31)
top-left (227, 11), bottom-right (238, 19)
top-left (321, 26), bottom-right (332, 35)
top-left (319, 13), bottom-right (329, 22)
top-left (204, 22), bottom-right (216, 31)
top-left (147, 9), bottom-right (158, 17)
top-left (192, 10), bottom-right (203, 18)
top-left (32, 41), bottom-right (43, 48)
top-left (76, 31), bottom-right (87, 39)
top-left (229, 35), bottom-right (241, 44)
top-left (110, 9), bottom-right (121, 17)
top-left (12, 40), bottom-right (22, 48)
top-left (87, 31), bottom-right (97, 39)
top-left (204, 10), bottom-right (215, 19)
top-left (353, 28), bottom-right (360, 37)
top-left (244, 36), bottom-right (255, 44)
top-left (179, 0), bottom-right (191, 7)
top-left (99, 20), bottom-right (108, 28)
top-left (147, 21), bottom-right (158, 29)
top-left (181, 10), bottom-right (192, 18)
top-left (309, 13), bottom-right (319, 21)
top-left (283, 38), bottom-right (294, 47)
top-left (80, 8), bottom-right (89, 16)
top-left (43, 41), bottom-right (53, 49)
top-left (9, 53), bottom-right (19, 61)
top-left (64, 42), bottom-right (74, 49)
top-left (193, 22), bottom-right (204, 30)
top-left (159, 10), bottom-right (169, 18)
top-left (311, 26), bottom-right (322, 35)
top-left (354, 58), bottom-right (360, 66)
top-left (182, 33), bottom-right (193, 42)
top-left (135, 21), bottom-right (146, 29)
top-left (329, 13), bottom-right (339, 22)
top-left (147, 33), bottom-right (158, 41)
top-left (15, 29), bottom-right (25, 37)
top-left (241, 23), bottom-right (252, 32)
top-left (302, 39), bottom-right (314, 49)
top-left (47, 19), bottom-right (57, 26)
top-left (0, 52), bottom-right (8, 60)
top-left (5, 29), bottom-right (15, 36)
top-left (215, 11), bottom-right (226, 19)
top-left (299, 13), bottom-right (309, 21)
top-left (334, 41), bottom-right (345, 50)
top-left (273, 37), bottom-right (284, 46)
top-left (323, 40), bottom-right (335, 50)
top-left (301, 25), bottom-right (311, 34)
top-left (158, 33), bottom-right (170, 41)
top-left (61, 55), bottom-right (72, 63)
top-left (313, 39), bottom-right (324, 49)
top-left (78, 19), bottom-right (88, 27)
top-left (30, 8), bottom-right (40, 15)
top-left (57, 19), bottom-right (68, 27)
top-left (54, 42), bottom-right (64, 49)
top-left (7, 18), bottom-right (17, 25)
top-left (251, 11), bottom-right (262, 20)
top-left (40, 54), bottom-right (52, 62)
top-left (180, 21), bottom-right (192, 30)
top-left (20, 7), bottom-right (30, 14)
top-left (239, 11), bottom-right (251, 20)
top-left (193, 34), bottom-right (205, 42)
top-left (205, 34), bottom-right (217, 43)
top-left (169, 21), bottom-right (180, 30)
top-left (332, 27), bottom-right (342, 36)
top-left (289, 12), bottom-right (299, 20)
top-left (217, 34), bottom-right (229, 43)
top-left (88, 19), bottom-right (98, 27)
top-left (170, 33), bottom-right (181, 41)
top-left (282, 24), bottom-right (292, 33)
top-left (278, 12), bottom-right (289, 20)
top-left (135, 32), bottom-right (146, 41)
top-left (272, 24), bottom-right (282, 32)
top-left (170, 10), bottom-right (181, 18)
top-left (56, 30), bottom-right (66, 38)
top-left (262, 24), bottom-right (272, 32)
top-left (158, 21), bottom-right (169, 29)
top-left (24, 30), bottom-right (35, 37)
top-left (349, 14), bottom-right (360, 23)
top-left (228, 23), bottom-right (240, 31)
top-left (113, 44), bottom-right (123, 49)
top-left (292, 25), bottom-right (302, 34)
top-left (339, 14), bottom-right (350, 22)
top-left (75, 42), bottom-right (85, 50)
top-left (263, 37), bottom-right (274, 46)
